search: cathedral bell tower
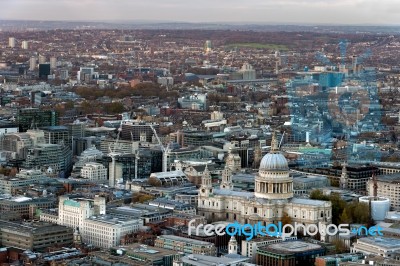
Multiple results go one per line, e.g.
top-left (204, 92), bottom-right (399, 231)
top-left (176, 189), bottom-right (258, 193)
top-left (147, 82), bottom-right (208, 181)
top-left (220, 165), bottom-right (233, 190)
top-left (200, 165), bottom-right (213, 197)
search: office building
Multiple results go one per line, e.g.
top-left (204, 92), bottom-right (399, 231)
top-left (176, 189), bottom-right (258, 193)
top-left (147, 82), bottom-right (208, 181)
top-left (0, 196), bottom-right (56, 218)
top-left (154, 235), bottom-right (216, 255)
top-left (120, 120), bottom-right (159, 142)
top-left (82, 215), bottom-right (142, 248)
top-left (8, 37), bottom-right (15, 48)
top-left (181, 130), bottom-right (213, 147)
top-left (368, 173), bottom-right (400, 211)
top-left (77, 67), bottom-right (95, 82)
top-left (256, 241), bottom-right (326, 266)
top-left (351, 237), bottom-right (400, 257)
top-left (0, 169), bottom-right (49, 195)
top-left (25, 143), bottom-right (72, 176)
top-left (111, 244), bottom-right (180, 266)
top-left (0, 124), bottom-right (19, 137)
top-left (0, 220), bottom-right (73, 252)
top-left (17, 108), bottom-right (58, 132)
top-left (30, 90), bottom-right (42, 106)
top-left (0, 132), bottom-right (33, 159)
top-left (41, 126), bottom-right (71, 147)
top-left (80, 162), bottom-right (107, 182)
top-left (39, 64), bottom-right (51, 80)
top-left (241, 236), bottom-right (297, 263)
top-left (315, 253), bottom-right (365, 266)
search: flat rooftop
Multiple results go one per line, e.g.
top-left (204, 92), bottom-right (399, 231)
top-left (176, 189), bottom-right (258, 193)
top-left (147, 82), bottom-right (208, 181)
top-left (358, 237), bottom-right (400, 249)
top-left (157, 235), bottom-right (214, 246)
top-left (115, 243), bottom-right (177, 260)
top-left (260, 241), bottom-right (323, 254)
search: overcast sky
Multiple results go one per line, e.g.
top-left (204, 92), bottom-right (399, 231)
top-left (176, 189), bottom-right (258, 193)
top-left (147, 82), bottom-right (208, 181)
top-left (1, 0), bottom-right (399, 25)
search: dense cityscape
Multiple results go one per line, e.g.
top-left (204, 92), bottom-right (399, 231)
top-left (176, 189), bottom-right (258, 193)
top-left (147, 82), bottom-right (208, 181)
top-left (0, 15), bottom-right (400, 266)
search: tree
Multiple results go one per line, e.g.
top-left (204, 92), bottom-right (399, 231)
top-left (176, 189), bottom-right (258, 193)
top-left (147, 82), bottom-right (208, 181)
top-left (310, 189), bottom-right (329, 200)
top-left (339, 208), bottom-right (351, 224)
top-left (281, 212), bottom-right (292, 232)
top-left (132, 193), bottom-right (154, 203)
top-left (148, 177), bottom-right (162, 187)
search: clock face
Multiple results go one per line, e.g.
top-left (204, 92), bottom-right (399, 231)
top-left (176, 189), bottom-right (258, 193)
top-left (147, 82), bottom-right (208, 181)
top-left (202, 189), bottom-right (205, 193)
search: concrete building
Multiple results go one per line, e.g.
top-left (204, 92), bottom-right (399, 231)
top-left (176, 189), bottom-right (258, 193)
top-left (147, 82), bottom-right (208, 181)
top-left (0, 220), bottom-right (73, 252)
top-left (351, 237), bottom-right (400, 257)
top-left (54, 196), bottom-right (142, 248)
top-left (80, 162), bottom-right (107, 182)
top-left (154, 235), bottom-right (216, 255)
top-left (25, 143), bottom-right (72, 176)
top-left (241, 236), bottom-right (297, 263)
top-left (50, 57), bottom-right (57, 69)
top-left (315, 253), bottom-right (364, 266)
top-left (29, 57), bottom-right (37, 71)
top-left (110, 244), bottom-right (180, 266)
top-left (21, 41), bottom-right (29, 50)
top-left (0, 132), bottom-right (33, 159)
top-left (148, 170), bottom-right (188, 186)
top-left (82, 215), bottom-right (142, 248)
top-left (256, 241), bottom-right (326, 266)
top-left (239, 63), bottom-right (256, 80)
top-left (0, 196), bottom-right (56, 218)
top-left (368, 173), bottom-right (400, 211)
top-left (0, 170), bottom-right (49, 195)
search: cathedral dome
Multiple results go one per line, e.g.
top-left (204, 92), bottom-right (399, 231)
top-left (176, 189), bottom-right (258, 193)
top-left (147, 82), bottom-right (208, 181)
top-left (259, 153), bottom-right (288, 171)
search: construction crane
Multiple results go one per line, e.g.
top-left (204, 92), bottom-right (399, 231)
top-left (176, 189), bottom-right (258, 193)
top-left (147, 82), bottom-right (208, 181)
top-left (131, 131), bottom-right (140, 180)
top-left (149, 125), bottom-right (170, 172)
top-left (279, 131), bottom-right (286, 149)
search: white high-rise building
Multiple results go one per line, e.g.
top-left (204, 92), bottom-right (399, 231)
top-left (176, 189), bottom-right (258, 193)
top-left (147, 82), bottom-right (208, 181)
top-left (81, 162), bottom-right (107, 182)
top-left (29, 57), bottom-right (37, 71)
top-left (21, 41), bottom-right (29, 50)
top-left (239, 63), bottom-right (256, 80)
top-left (8, 37), bottom-right (15, 48)
top-left (38, 54), bottom-right (46, 64)
top-left (50, 57), bottom-right (57, 69)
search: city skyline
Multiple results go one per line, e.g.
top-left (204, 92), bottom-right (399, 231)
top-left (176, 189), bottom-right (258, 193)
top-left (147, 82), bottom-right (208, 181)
top-left (1, 0), bottom-right (400, 25)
